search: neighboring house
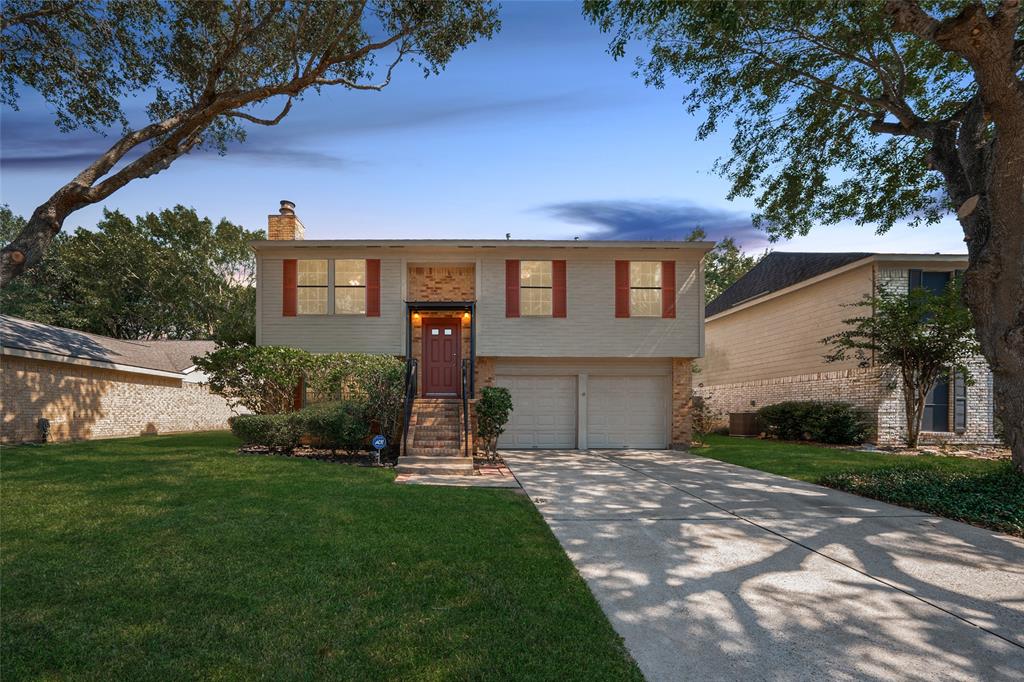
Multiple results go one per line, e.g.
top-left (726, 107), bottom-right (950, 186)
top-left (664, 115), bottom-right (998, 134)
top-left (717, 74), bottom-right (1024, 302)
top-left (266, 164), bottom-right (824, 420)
top-left (696, 252), bottom-right (997, 446)
top-left (1, 316), bottom-right (237, 443)
top-left (254, 201), bottom-right (711, 463)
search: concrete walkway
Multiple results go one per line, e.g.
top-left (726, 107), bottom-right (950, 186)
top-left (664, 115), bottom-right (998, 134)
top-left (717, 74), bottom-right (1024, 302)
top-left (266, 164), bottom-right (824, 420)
top-left (502, 449), bottom-right (1024, 681)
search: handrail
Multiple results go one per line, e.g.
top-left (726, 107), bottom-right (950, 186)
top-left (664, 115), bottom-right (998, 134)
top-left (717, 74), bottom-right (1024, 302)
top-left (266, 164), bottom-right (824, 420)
top-left (461, 358), bottom-right (470, 458)
top-left (402, 358), bottom-right (417, 456)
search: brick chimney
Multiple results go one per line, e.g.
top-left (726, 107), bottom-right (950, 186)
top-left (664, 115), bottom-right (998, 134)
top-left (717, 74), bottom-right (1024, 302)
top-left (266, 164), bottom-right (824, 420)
top-left (268, 200), bottom-right (304, 240)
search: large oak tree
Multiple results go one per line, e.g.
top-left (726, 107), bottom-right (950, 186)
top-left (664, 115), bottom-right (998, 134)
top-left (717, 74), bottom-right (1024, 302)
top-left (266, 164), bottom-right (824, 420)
top-left (0, 0), bottom-right (498, 283)
top-left (586, 0), bottom-right (1024, 469)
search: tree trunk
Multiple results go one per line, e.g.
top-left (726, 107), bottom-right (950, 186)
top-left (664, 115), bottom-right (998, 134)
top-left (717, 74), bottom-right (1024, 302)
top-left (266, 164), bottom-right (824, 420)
top-left (903, 378), bottom-right (923, 448)
top-left (0, 186), bottom-right (81, 285)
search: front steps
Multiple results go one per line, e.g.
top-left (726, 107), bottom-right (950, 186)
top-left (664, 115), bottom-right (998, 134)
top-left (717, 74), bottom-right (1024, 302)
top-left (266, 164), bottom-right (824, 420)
top-left (397, 398), bottom-right (473, 475)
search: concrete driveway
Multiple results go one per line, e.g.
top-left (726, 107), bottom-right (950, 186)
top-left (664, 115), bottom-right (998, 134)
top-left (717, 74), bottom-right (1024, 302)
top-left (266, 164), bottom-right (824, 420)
top-left (501, 449), bottom-right (1024, 681)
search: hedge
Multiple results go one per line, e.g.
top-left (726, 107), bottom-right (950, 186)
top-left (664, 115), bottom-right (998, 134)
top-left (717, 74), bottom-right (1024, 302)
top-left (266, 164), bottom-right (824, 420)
top-left (756, 400), bottom-right (869, 445)
top-left (230, 400), bottom-right (370, 453)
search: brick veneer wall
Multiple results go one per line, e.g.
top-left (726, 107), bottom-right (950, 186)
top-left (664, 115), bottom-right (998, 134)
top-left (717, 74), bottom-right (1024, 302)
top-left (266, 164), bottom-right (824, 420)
top-left (1, 356), bottom-right (239, 443)
top-left (694, 360), bottom-right (997, 446)
top-left (407, 265), bottom-right (475, 301)
top-left (671, 358), bottom-right (693, 449)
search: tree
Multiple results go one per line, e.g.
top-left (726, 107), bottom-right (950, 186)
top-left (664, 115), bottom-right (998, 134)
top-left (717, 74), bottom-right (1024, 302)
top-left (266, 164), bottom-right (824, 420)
top-left (686, 227), bottom-right (763, 303)
top-left (0, 205), bottom-right (261, 340)
top-left (0, 0), bottom-right (499, 284)
top-left (585, 0), bottom-right (1024, 470)
top-left (823, 278), bottom-right (980, 448)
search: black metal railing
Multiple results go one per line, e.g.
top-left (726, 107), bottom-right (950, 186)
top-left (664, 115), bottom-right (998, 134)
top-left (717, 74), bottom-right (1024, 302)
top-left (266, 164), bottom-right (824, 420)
top-left (402, 358), bottom-right (418, 456)
top-left (461, 358), bottom-right (470, 458)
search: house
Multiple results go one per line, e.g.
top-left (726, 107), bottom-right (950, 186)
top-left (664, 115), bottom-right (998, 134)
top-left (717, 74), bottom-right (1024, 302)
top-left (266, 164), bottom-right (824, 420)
top-left (254, 201), bottom-right (712, 470)
top-left (1, 315), bottom-right (237, 443)
top-left (696, 252), bottom-right (998, 446)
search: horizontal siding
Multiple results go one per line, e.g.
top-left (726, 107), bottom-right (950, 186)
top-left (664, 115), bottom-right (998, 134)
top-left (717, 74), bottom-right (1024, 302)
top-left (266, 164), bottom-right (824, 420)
top-left (259, 252), bottom-right (404, 354)
top-left (700, 264), bottom-right (873, 385)
top-left (257, 246), bottom-right (704, 358)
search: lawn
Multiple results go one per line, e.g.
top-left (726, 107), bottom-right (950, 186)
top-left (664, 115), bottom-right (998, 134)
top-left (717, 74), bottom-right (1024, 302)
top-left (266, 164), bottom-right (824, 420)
top-left (697, 435), bottom-right (1023, 536)
top-left (1, 432), bottom-right (642, 681)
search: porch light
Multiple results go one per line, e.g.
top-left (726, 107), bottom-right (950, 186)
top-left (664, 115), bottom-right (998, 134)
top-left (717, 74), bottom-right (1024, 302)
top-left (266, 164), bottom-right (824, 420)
top-left (462, 311), bottom-right (471, 323)
top-left (412, 312), bottom-right (421, 325)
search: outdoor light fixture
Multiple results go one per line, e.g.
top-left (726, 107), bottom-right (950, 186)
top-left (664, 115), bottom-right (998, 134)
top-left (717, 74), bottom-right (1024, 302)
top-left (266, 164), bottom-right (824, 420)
top-left (462, 312), bottom-right (471, 323)
top-left (412, 312), bottom-right (421, 324)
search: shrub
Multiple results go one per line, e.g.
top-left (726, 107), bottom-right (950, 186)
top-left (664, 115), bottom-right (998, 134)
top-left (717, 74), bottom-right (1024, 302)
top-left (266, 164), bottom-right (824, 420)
top-left (475, 386), bottom-right (513, 458)
top-left (756, 401), bottom-right (868, 445)
top-left (230, 413), bottom-right (304, 451)
top-left (820, 464), bottom-right (1024, 537)
top-left (691, 394), bottom-right (722, 447)
top-left (195, 345), bottom-right (310, 414)
top-left (301, 401), bottom-right (369, 454)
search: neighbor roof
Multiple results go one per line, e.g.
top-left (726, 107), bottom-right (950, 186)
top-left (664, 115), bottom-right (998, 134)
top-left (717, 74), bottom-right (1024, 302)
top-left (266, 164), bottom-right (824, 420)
top-left (705, 252), bottom-right (873, 317)
top-left (0, 316), bottom-right (215, 375)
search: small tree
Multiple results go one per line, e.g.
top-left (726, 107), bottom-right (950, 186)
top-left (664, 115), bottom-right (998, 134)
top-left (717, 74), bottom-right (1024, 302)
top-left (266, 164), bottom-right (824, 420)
top-left (690, 394), bottom-right (721, 447)
top-left (474, 386), bottom-right (513, 460)
top-left (823, 279), bottom-right (979, 448)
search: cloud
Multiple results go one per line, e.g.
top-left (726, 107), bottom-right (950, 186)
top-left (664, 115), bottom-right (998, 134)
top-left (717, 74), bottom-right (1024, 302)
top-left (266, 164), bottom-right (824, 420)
top-left (536, 199), bottom-right (768, 246)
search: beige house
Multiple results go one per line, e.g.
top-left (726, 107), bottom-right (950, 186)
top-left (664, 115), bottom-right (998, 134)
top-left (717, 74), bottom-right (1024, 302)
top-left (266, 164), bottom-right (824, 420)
top-left (696, 252), bottom-right (997, 446)
top-left (1, 316), bottom-right (237, 443)
top-left (255, 201), bottom-right (712, 472)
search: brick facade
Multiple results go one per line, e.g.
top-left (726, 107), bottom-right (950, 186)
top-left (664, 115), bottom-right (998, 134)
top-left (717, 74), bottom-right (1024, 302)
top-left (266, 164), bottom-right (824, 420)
top-left (671, 358), bottom-right (693, 449)
top-left (694, 360), bottom-right (997, 446)
top-left (407, 265), bottom-right (475, 301)
top-left (1, 356), bottom-right (238, 444)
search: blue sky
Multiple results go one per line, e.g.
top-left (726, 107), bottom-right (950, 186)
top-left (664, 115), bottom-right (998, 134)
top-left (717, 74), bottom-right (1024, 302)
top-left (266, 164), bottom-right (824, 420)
top-left (1, 1), bottom-right (967, 254)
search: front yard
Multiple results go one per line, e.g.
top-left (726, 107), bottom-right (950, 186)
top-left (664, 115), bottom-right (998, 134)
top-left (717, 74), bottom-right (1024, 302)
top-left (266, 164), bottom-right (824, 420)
top-left (698, 435), bottom-right (1023, 537)
top-left (1, 432), bottom-right (641, 681)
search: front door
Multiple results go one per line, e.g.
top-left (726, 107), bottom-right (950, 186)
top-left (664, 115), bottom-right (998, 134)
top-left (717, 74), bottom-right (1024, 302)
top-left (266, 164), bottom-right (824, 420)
top-left (422, 318), bottom-right (461, 397)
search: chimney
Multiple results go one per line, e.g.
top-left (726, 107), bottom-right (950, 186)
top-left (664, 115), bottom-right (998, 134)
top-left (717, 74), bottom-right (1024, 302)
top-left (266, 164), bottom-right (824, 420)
top-left (268, 200), bottom-right (305, 240)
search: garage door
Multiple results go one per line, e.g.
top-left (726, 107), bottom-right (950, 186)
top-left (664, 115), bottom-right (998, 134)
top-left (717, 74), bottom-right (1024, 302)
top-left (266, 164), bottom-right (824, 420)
top-left (587, 375), bottom-right (669, 448)
top-left (496, 375), bottom-right (577, 448)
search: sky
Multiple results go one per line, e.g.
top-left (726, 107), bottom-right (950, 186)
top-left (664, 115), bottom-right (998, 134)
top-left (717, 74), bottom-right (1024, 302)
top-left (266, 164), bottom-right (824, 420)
top-left (0, 1), bottom-right (968, 255)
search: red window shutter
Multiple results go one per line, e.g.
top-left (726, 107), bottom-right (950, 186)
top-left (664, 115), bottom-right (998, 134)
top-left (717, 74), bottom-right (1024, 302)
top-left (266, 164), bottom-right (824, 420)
top-left (366, 259), bottom-right (381, 317)
top-left (282, 259), bottom-right (298, 317)
top-left (552, 260), bottom-right (567, 318)
top-left (293, 380), bottom-right (304, 411)
top-left (615, 260), bottom-right (630, 318)
top-left (505, 260), bottom-right (520, 317)
top-left (661, 260), bottom-right (676, 318)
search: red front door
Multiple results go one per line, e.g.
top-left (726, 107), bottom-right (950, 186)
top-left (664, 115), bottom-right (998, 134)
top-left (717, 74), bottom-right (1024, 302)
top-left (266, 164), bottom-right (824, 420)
top-left (422, 318), bottom-right (461, 397)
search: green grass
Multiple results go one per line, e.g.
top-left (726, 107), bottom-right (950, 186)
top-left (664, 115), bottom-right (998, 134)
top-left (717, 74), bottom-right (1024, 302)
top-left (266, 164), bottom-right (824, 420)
top-left (697, 435), bottom-right (1023, 536)
top-left (1, 432), bottom-right (642, 681)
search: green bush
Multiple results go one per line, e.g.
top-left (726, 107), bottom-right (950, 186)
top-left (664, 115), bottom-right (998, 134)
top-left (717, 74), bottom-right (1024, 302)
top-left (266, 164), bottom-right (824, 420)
top-left (229, 413), bottom-right (304, 451)
top-left (756, 401), bottom-right (868, 444)
top-left (475, 386), bottom-right (513, 458)
top-left (820, 464), bottom-right (1024, 537)
top-left (301, 401), bottom-right (369, 454)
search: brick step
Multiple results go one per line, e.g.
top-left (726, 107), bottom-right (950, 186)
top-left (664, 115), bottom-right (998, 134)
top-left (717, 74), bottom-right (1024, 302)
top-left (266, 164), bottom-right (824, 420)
top-left (399, 456), bottom-right (472, 465)
top-left (396, 463), bottom-right (474, 476)
top-left (412, 439), bottom-right (460, 448)
top-left (412, 427), bottom-right (461, 436)
top-left (412, 418), bottom-right (462, 427)
top-left (412, 408), bottom-right (461, 415)
top-left (405, 447), bottom-right (463, 457)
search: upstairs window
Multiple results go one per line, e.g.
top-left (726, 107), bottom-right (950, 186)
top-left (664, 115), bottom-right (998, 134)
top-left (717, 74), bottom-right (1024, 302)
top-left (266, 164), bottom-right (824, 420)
top-left (297, 260), bottom-right (328, 315)
top-left (520, 260), bottom-right (553, 316)
top-left (335, 259), bottom-right (366, 315)
top-left (629, 261), bottom-right (662, 316)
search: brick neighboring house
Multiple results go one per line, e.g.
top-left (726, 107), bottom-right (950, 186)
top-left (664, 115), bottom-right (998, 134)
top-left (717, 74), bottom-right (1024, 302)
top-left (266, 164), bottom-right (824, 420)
top-left (255, 201), bottom-right (712, 472)
top-left (1, 316), bottom-right (238, 443)
top-left (695, 252), bottom-right (998, 446)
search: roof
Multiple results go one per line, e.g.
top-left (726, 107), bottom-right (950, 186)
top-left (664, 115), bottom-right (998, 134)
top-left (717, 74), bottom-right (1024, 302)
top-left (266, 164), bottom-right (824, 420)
top-left (705, 252), bottom-right (874, 317)
top-left (251, 238), bottom-right (716, 252)
top-left (704, 252), bottom-right (970, 318)
top-left (0, 316), bottom-right (215, 375)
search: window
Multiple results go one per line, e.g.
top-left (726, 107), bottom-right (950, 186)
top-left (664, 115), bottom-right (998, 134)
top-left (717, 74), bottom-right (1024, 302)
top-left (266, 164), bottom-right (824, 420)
top-left (335, 259), bottom-right (366, 314)
top-left (520, 260), bottom-right (553, 316)
top-left (629, 261), bottom-right (662, 316)
top-left (297, 260), bottom-right (328, 314)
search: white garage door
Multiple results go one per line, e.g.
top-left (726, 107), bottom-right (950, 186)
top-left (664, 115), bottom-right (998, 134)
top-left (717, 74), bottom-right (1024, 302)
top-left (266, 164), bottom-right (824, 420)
top-left (496, 375), bottom-right (577, 448)
top-left (587, 375), bottom-right (669, 448)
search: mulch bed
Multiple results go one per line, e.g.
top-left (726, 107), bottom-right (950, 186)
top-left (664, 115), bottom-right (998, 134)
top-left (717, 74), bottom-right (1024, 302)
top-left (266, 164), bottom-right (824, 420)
top-left (237, 446), bottom-right (397, 467)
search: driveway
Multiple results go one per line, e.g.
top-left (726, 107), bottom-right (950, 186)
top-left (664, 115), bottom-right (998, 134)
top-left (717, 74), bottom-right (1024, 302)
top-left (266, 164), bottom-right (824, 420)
top-left (502, 450), bottom-right (1024, 681)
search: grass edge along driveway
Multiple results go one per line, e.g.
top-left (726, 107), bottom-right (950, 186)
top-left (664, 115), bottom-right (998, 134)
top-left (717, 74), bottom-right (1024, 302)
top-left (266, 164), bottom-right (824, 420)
top-left (1, 431), bottom-right (642, 681)
top-left (697, 434), bottom-right (1023, 537)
